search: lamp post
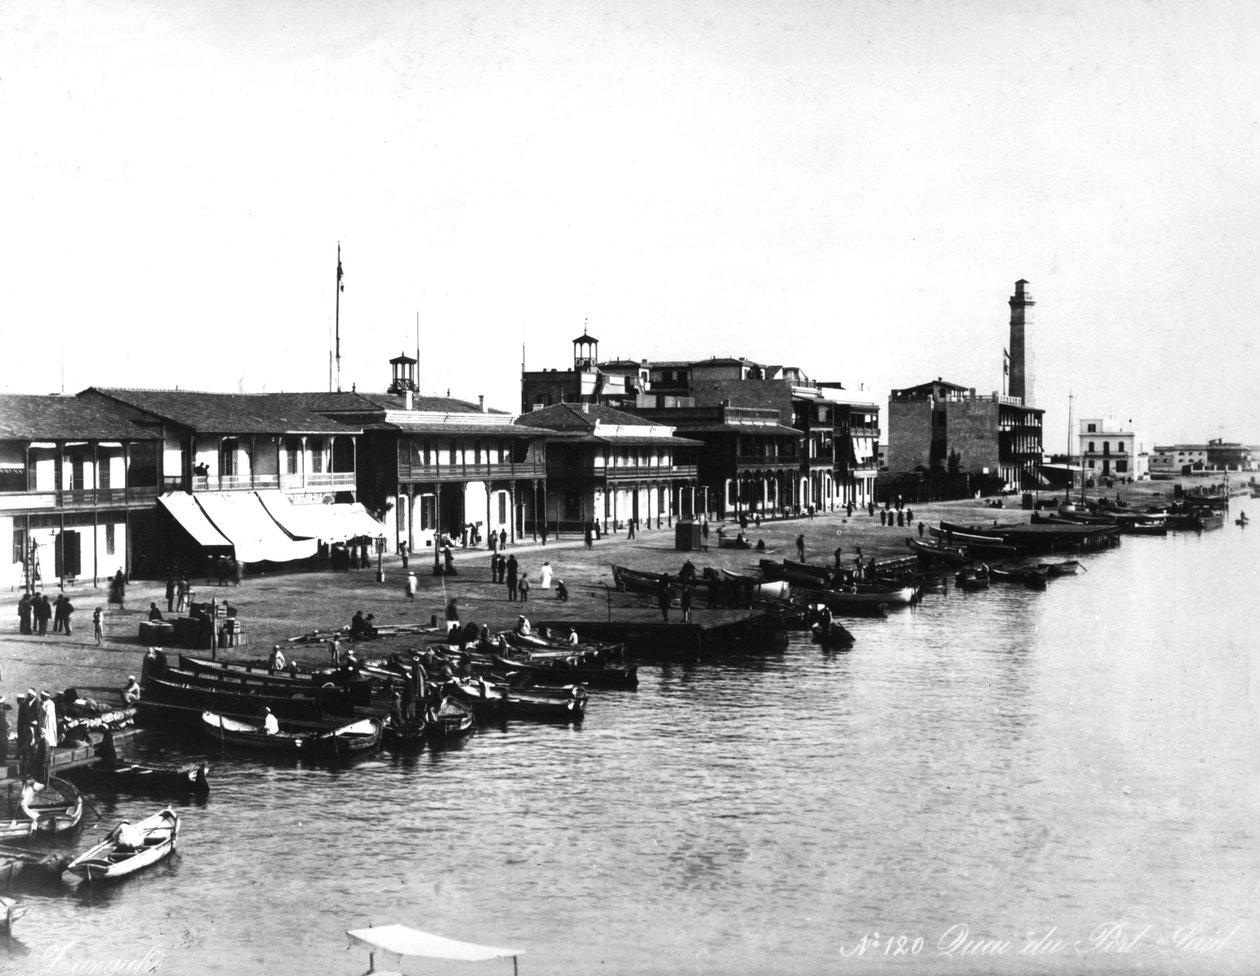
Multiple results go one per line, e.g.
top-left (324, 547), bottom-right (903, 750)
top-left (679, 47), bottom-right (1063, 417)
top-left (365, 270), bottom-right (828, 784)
top-left (375, 535), bottom-right (385, 583)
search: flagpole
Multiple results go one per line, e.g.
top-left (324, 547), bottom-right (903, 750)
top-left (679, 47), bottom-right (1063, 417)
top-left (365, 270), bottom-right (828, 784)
top-left (335, 243), bottom-right (343, 393)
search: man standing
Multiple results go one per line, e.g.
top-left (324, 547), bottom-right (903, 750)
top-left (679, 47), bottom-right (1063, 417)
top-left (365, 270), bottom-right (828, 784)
top-left (60, 595), bottom-right (74, 637)
top-left (657, 574), bottom-right (672, 622)
top-left (795, 534), bottom-right (806, 562)
top-left (17, 593), bottom-right (32, 635)
top-left (165, 576), bottom-right (176, 613)
top-left (506, 555), bottom-right (519, 601)
top-left (499, 528), bottom-right (507, 551)
top-left (93, 607), bottom-right (104, 645)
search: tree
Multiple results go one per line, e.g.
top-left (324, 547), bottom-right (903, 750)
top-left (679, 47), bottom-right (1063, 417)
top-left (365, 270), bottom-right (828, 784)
top-left (947, 449), bottom-right (963, 477)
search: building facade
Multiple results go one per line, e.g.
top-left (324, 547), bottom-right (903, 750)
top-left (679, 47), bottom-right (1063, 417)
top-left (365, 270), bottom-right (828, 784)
top-left (1078, 418), bottom-right (1145, 484)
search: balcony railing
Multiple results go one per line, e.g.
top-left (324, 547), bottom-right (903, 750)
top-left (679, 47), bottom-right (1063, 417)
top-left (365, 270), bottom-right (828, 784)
top-left (0, 486), bottom-right (159, 514)
top-left (396, 461), bottom-right (547, 482)
top-left (189, 472), bottom-right (348, 492)
top-left (736, 455), bottom-right (800, 468)
top-left (545, 464), bottom-right (699, 482)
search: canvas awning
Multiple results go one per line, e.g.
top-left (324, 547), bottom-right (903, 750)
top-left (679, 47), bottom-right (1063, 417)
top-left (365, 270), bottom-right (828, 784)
top-left (346, 924), bottom-right (524, 962)
top-left (193, 491), bottom-right (318, 564)
top-left (158, 492), bottom-right (232, 548)
top-left (256, 491), bottom-right (386, 543)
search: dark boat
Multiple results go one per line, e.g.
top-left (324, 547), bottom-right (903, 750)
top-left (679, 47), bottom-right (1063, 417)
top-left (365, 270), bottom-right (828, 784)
top-left (1035, 560), bottom-right (1081, 577)
top-left (426, 696), bottom-right (476, 742)
top-left (0, 844), bottom-right (69, 887)
top-left (140, 671), bottom-right (331, 722)
top-left (67, 761), bottom-right (210, 797)
top-left (200, 710), bottom-right (317, 754)
top-left (810, 621), bottom-right (855, 648)
top-left (381, 716), bottom-right (428, 750)
top-left (492, 652), bottom-right (638, 690)
top-left (611, 565), bottom-right (673, 595)
top-left (954, 567), bottom-right (990, 590)
top-left (177, 654), bottom-right (373, 704)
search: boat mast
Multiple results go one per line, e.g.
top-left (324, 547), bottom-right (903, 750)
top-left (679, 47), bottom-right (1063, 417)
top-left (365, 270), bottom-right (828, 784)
top-left (1066, 392), bottom-right (1073, 504)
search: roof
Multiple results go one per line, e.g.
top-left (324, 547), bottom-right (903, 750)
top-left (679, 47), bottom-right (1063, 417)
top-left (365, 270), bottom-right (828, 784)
top-left (0, 394), bottom-right (163, 441)
top-left (346, 924), bottom-right (523, 962)
top-left (550, 432), bottom-right (703, 446)
top-left (518, 402), bottom-right (656, 431)
top-left (673, 422), bottom-right (802, 437)
top-left (273, 391), bottom-right (493, 415)
top-left (892, 378), bottom-right (970, 397)
top-left (90, 389), bottom-right (360, 435)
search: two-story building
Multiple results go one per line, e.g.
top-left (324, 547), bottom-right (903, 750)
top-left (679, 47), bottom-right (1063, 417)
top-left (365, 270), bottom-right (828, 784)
top-left (515, 402), bottom-right (699, 533)
top-left (0, 394), bottom-right (164, 589)
top-left (1078, 418), bottom-right (1146, 484)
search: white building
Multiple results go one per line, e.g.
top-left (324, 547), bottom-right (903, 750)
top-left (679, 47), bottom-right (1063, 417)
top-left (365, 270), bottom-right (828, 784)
top-left (1079, 418), bottom-right (1145, 484)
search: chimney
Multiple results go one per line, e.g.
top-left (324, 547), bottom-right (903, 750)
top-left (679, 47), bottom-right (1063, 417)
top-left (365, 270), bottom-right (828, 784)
top-left (478, 394), bottom-right (485, 412)
top-left (1008, 279), bottom-right (1035, 406)
top-left (405, 390), bottom-right (413, 410)
top-left (581, 402), bottom-right (590, 413)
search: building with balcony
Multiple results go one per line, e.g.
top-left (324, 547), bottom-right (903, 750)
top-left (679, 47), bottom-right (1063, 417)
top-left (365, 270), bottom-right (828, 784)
top-left (77, 387), bottom-right (377, 575)
top-left (886, 378), bottom-right (1045, 490)
top-left (280, 359), bottom-right (550, 561)
top-left (0, 393), bottom-right (165, 589)
top-left (515, 402), bottom-right (699, 533)
top-left (1078, 418), bottom-right (1146, 484)
top-left (1149, 439), bottom-right (1256, 479)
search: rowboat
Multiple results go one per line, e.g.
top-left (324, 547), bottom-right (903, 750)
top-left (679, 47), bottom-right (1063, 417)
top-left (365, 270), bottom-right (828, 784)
top-left (326, 717), bottom-right (384, 756)
top-left (611, 565), bottom-right (672, 595)
top-left (955, 567), bottom-right (991, 590)
top-left (808, 585), bottom-right (915, 613)
top-left (810, 621), bottom-right (855, 648)
top-left (708, 569), bottom-right (790, 601)
top-left (426, 697), bottom-right (476, 742)
top-left (759, 559), bottom-right (830, 589)
top-left (200, 710), bottom-right (317, 753)
top-left (987, 566), bottom-right (1048, 589)
top-left (141, 671), bottom-right (334, 722)
top-left (381, 716), bottom-right (428, 750)
top-left (926, 526), bottom-right (1020, 556)
top-left (177, 654), bottom-right (373, 704)
top-left (1035, 560), bottom-right (1081, 577)
top-left (907, 537), bottom-right (969, 564)
top-left (65, 808), bottom-right (180, 883)
top-left (0, 778), bottom-right (84, 840)
top-left (68, 761), bottom-right (210, 797)
top-left (492, 653), bottom-right (638, 689)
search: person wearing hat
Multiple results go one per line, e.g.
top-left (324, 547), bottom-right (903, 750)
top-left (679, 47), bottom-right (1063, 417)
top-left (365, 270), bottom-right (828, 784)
top-left (267, 644), bottom-right (286, 674)
top-left (262, 707), bottom-right (279, 735)
top-left (122, 676), bottom-right (141, 705)
top-left (514, 614), bottom-right (531, 636)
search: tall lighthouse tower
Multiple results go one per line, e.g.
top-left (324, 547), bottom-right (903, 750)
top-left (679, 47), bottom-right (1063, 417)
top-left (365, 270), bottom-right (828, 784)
top-left (1008, 279), bottom-right (1034, 406)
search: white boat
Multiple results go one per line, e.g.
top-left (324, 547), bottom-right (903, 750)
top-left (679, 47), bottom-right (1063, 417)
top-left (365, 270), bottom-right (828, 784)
top-left (347, 923), bottom-right (525, 975)
top-left (65, 808), bottom-right (180, 883)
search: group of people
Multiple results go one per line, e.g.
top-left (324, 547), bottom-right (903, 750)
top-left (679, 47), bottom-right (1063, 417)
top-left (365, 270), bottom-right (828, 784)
top-left (0, 684), bottom-right (132, 782)
top-left (349, 610), bottom-right (379, 641)
top-left (163, 575), bottom-right (195, 613)
top-left (877, 506), bottom-right (916, 527)
top-left (16, 592), bottom-right (75, 637)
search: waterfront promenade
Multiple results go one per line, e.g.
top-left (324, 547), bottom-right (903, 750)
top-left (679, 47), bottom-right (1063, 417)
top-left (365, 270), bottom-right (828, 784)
top-left (0, 482), bottom-right (1227, 705)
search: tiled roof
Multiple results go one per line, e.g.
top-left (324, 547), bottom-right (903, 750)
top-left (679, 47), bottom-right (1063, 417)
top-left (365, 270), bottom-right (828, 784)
top-left (517, 403), bottom-right (656, 431)
top-left (89, 388), bottom-right (361, 435)
top-left (0, 394), bottom-right (162, 441)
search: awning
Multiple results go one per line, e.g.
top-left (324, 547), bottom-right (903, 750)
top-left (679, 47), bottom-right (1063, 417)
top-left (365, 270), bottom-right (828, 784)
top-left (346, 924), bottom-right (524, 962)
top-left (193, 492), bottom-right (318, 564)
top-left (256, 491), bottom-right (386, 543)
top-left (158, 493), bottom-right (232, 548)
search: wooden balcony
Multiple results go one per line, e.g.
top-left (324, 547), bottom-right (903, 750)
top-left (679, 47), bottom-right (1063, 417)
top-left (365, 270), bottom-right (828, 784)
top-left (0, 486), bottom-right (159, 514)
top-left (395, 461), bottom-right (547, 483)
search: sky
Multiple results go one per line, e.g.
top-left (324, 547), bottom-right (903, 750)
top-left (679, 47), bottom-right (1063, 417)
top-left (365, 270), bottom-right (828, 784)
top-left (2, 0), bottom-right (1258, 448)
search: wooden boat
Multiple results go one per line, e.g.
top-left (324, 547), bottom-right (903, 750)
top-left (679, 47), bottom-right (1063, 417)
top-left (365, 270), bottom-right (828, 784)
top-left (67, 761), bottom-right (210, 796)
top-left (177, 654), bottom-right (373, 704)
top-left (611, 565), bottom-right (673, 595)
top-left (65, 808), bottom-right (180, 883)
top-left (709, 568), bottom-right (790, 601)
top-left (926, 526), bottom-right (1019, 556)
top-left (810, 621), bottom-right (855, 648)
top-left (0, 843), bottom-right (70, 887)
top-left (907, 537), bottom-right (969, 564)
top-left (326, 717), bottom-right (383, 756)
top-left (759, 558), bottom-right (831, 589)
top-left (0, 778), bottom-right (84, 840)
top-left (426, 696), bottom-right (476, 742)
top-left (955, 567), bottom-right (990, 590)
top-left (987, 566), bottom-right (1048, 589)
top-left (1037, 560), bottom-right (1081, 577)
top-left (492, 652), bottom-right (637, 689)
top-left (142, 672), bottom-right (331, 722)
top-left (381, 716), bottom-right (428, 750)
top-left (809, 584), bottom-right (915, 612)
top-left (200, 710), bottom-right (317, 754)
top-left (1053, 508), bottom-right (1117, 524)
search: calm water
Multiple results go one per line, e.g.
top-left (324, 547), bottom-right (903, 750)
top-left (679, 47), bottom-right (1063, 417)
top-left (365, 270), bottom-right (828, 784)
top-left (3, 524), bottom-right (1257, 976)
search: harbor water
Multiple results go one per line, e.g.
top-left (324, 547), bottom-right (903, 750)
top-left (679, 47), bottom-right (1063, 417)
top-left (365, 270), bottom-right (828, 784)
top-left (2, 524), bottom-right (1257, 975)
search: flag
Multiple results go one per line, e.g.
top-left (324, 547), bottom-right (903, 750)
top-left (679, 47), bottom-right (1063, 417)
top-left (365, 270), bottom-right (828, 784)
top-left (1003, 348), bottom-right (1009, 375)
top-left (337, 252), bottom-right (344, 293)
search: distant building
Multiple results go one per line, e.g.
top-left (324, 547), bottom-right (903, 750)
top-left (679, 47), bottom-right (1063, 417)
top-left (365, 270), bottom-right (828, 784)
top-left (515, 402), bottom-right (699, 533)
top-left (1149, 439), bottom-right (1257, 478)
top-left (1078, 418), bottom-right (1146, 484)
top-left (886, 378), bottom-right (1044, 490)
top-left (522, 343), bottom-right (880, 513)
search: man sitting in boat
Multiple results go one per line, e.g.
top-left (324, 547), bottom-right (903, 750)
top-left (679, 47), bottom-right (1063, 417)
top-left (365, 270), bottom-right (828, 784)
top-left (262, 707), bottom-right (279, 735)
top-left (567, 627), bottom-right (580, 645)
top-left (515, 615), bottom-right (532, 636)
top-left (267, 645), bottom-right (286, 674)
top-left (122, 676), bottom-right (141, 705)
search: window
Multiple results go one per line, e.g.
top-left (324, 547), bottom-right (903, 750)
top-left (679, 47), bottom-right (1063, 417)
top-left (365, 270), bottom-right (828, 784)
top-left (1088, 442), bottom-right (1095, 452)
top-left (1087, 423), bottom-right (1097, 433)
top-left (1088, 459), bottom-right (1095, 468)
top-left (1116, 460), bottom-right (1128, 473)
top-left (498, 493), bottom-right (507, 524)
top-left (1118, 442), bottom-right (1126, 453)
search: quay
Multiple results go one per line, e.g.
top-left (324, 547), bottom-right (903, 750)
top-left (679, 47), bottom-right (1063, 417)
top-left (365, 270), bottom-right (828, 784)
top-left (0, 724), bottom-right (148, 785)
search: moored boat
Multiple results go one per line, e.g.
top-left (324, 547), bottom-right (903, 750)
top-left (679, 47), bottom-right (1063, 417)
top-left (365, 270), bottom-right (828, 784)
top-left (492, 652), bottom-right (638, 689)
top-left (64, 808), bottom-right (180, 883)
top-left (0, 844), bottom-right (69, 887)
top-left (200, 710), bottom-right (317, 754)
top-left (907, 537), bottom-right (969, 564)
top-left (426, 696), bottom-right (476, 742)
top-left (0, 778), bottom-right (84, 841)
